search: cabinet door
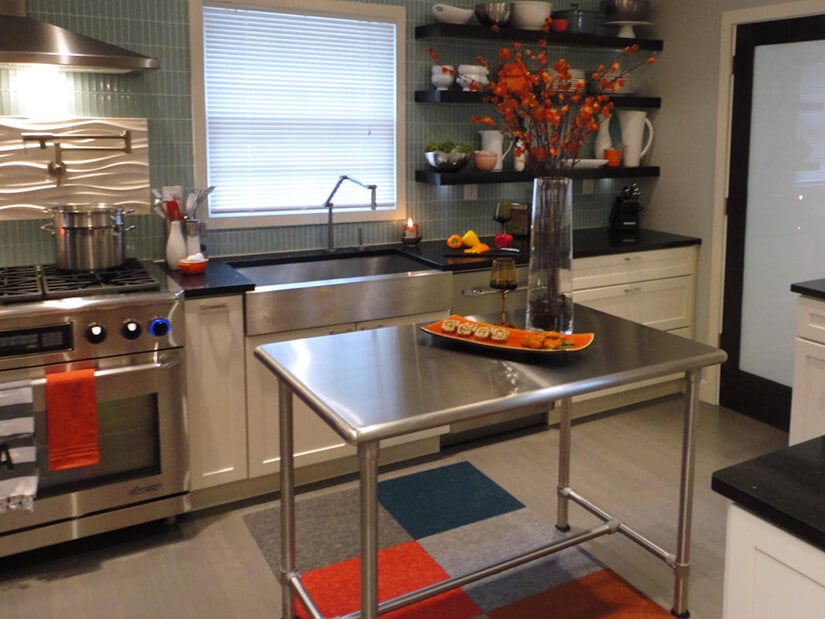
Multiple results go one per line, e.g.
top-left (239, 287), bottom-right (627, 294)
top-left (790, 337), bottom-right (825, 445)
top-left (185, 296), bottom-right (248, 490)
top-left (246, 324), bottom-right (356, 478)
top-left (575, 275), bottom-right (694, 332)
top-left (573, 246), bottom-right (696, 290)
top-left (723, 504), bottom-right (825, 618)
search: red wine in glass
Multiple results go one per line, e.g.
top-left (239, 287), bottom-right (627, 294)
top-left (490, 257), bottom-right (517, 325)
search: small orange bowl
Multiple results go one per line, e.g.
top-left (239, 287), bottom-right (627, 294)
top-left (551, 18), bottom-right (569, 32)
top-left (178, 258), bottom-right (208, 275)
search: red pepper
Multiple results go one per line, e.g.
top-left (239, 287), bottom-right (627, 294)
top-left (494, 232), bottom-right (513, 249)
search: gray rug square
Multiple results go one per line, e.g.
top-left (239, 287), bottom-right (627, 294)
top-left (243, 487), bottom-right (411, 573)
top-left (418, 508), bottom-right (602, 612)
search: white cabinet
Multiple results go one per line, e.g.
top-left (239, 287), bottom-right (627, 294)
top-left (246, 311), bottom-right (449, 478)
top-left (246, 324), bottom-right (356, 479)
top-left (723, 504), bottom-right (825, 618)
top-left (573, 246), bottom-right (696, 336)
top-left (185, 295), bottom-right (248, 490)
top-left (790, 295), bottom-right (825, 445)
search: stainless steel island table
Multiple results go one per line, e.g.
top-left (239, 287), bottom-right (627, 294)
top-left (255, 305), bottom-right (727, 619)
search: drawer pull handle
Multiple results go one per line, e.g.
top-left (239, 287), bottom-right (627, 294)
top-left (461, 285), bottom-right (527, 297)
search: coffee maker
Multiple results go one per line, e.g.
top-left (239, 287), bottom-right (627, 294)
top-left (609, 183), bottom-right (643, 240)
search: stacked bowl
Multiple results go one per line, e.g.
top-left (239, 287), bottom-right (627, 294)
top-left (456, 64), bottom-right (489, 91)
top-left (511, 1), bottom-right (552, 30)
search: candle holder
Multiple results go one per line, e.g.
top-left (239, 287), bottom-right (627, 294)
top-left (400, 235), bottom-right (422, 246)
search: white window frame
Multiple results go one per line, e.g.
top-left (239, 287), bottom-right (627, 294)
top-left (188, 0), bottom-right (407, 230)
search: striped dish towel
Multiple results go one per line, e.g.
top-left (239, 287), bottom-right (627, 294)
top-left (0, 380), bottom-right (37, 513)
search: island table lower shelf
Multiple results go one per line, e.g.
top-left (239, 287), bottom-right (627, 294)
top-left (255, 305), bottom-right (727, 619)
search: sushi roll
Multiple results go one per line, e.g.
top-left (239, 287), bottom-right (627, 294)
top-left (475, 326), bottom-right (491, 340)
top-left (491, 327), bottom-right (510, 342)
top-left (441, 318), bottom-right (459, 333)
top-left (457, 322), bottom-right (477, 336)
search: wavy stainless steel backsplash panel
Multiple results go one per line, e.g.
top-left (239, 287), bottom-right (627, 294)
top-left (0, 116), bottom-right (149, 213)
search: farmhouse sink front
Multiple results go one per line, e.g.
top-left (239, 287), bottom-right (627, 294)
top-left (233, 249), bottom-right (452, 336)
top-left (233, 250), bottom-right (433, 286)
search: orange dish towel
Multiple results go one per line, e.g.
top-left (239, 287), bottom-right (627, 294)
top-left (46, 369), bottom-right (99, 471)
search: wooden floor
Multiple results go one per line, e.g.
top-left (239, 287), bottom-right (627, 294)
top-left (0, 397), bottom-right (787, 619)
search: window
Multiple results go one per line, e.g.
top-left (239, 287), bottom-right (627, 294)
top-left (189, 0), bottom-right (406, 229)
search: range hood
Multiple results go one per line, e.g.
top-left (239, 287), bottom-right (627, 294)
top-left (0, 1), bottom-right (159, 73)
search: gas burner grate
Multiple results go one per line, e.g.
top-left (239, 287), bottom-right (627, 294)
top-left (41, 258), bottom-right (161, 299)
top-left (0, 265), bottom-right (43, 304)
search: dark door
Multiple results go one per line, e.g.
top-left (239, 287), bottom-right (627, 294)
top-left (720, 14), bottom-right (825, 430)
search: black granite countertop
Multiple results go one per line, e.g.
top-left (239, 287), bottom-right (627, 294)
top-left (712, 436), bottom-right (825, 552)
top-left (791, 278), bottom-right (825, 301)
top-left (170, 227), bottom-right (700, 298)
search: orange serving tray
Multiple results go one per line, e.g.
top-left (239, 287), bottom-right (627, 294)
top-left (421, 315), bottom-right (595, 354)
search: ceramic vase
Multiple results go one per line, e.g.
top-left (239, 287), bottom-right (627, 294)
top-left (594, 115), bottom-right (612, 160)
top-left (525, 177), bottom-right (574, 333)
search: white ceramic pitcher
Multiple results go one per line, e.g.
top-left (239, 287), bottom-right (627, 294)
top-left (479, 130), bottom-right (513, 171)
top-left (617, 111), bottom-right (654, 167)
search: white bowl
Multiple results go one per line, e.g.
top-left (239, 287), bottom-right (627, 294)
top-left (431, 64), bottom-right (455, 74)
top-left (457, 64), bottom-right (489, 76)
top-left (432, 3), bottom-right (475, 24)
top-left (457, 74), bottom-right (489, 91)
top-left (432, 71), bottom-right (455, 90)
top-left (511, 1), bottom-right (552, 30)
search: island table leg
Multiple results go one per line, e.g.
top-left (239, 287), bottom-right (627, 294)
top-left (556, 397), bottom-right (573, 532)
top-left (359, 441), bottom-right (381, 619)
top-left (278, 379), bottom-right (296, 619)
top-left (672, 369), bottom-right (701, 617)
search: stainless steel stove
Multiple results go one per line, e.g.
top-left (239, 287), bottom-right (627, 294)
top-left (0, 259), bottom-right (188, 557)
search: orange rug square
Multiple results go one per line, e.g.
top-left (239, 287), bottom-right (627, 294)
top-left (296, 540), bottom-right (483, 619)
top-left (489, 568), bottom-right (673, 618)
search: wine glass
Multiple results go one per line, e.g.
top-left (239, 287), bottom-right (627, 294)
top-left (489, 257), bottom-right (518, 326)
top-left (493, 201), bottom-right (512, 233)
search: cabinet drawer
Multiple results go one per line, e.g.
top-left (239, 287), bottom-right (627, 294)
top-left (573, 246), bottom-right (696, 290)
top-left (796, 295), bottom-right (825, 345)
top-left (575, 275), bottom-right (695, 332)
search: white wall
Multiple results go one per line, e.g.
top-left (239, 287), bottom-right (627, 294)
top-left (646, 0), bottom-right (825, 400)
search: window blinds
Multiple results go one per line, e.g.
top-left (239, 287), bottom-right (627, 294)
top-left (202, 6), bottom-right (398, 217)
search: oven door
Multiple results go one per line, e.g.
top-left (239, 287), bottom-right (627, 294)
top-left (0, 349), bottom-right (187, 536)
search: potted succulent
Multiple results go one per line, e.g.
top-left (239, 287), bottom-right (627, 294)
top-left (424, 140), bottom-right (473, 172)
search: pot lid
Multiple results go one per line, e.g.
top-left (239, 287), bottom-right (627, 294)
top-left (0, 5), bottom-right (159, 73)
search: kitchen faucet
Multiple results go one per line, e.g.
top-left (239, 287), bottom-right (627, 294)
top-left (323, 175), bottom-right (377, 252)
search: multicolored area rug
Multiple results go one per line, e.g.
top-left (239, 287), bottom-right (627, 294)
top-left (244, 461), bottom-right (671, 618)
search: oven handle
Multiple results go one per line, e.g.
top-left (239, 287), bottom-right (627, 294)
top-left (25, 359), bottom-right (179, 387)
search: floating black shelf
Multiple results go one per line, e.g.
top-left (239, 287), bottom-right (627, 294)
top-left (415, 167), bottom-right (661, 186)
top-left (414, 90), bottom-right (661, 109)
top-left (415, 22), bottom-right (663, 52)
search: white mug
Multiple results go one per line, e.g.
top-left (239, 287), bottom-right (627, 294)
top-left (617, 111), bottom-right (654, 167)
top-left (479, 130), bottom-right (513, 171)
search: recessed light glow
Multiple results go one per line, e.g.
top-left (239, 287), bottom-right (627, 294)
top-left (13, 65), bottom-right (70, 117)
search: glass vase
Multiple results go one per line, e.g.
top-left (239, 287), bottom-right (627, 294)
top-left (525, 177), bottom-right (574, 333)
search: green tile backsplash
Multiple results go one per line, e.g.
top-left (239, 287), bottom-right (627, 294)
top-left (0, 0), bottom-right (636, 267)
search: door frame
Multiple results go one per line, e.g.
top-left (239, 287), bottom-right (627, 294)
top-left (705, 0), bottom-right (825, 405)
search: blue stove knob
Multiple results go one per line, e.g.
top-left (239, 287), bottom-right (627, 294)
top-left (149, 317), bottom-right (171, 338)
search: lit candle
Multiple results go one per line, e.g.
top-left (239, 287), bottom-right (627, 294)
top-left (403, 218), bottom-right (419, 239)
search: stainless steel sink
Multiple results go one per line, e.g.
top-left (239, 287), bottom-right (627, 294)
top-left (234, 252), bottom-right (432, 286)
top-left (234, 250), bottom-right (453, 336)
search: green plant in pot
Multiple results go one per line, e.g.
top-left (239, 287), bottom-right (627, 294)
top-left (424, 140), bottom-right (472, 172)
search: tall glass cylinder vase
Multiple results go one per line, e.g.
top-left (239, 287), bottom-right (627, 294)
top-left (525, 177), bottom-right (574, 333)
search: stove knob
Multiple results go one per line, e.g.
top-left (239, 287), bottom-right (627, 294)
top-left (149, 318), bottom-right (171, 338)
top-left (121, 320), bottom-right (142, 340)
top-left (85, 323), bottom-right (107, 344)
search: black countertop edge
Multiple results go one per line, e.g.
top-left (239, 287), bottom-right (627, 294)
top-left (170, 227), bottom-right (701, 298)
top-left (711, 435), bottom-right (825, 553)
top-left (162, 260), bottom-right (254, 298)
top-left (791, 279), bottom-right (825, 301)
